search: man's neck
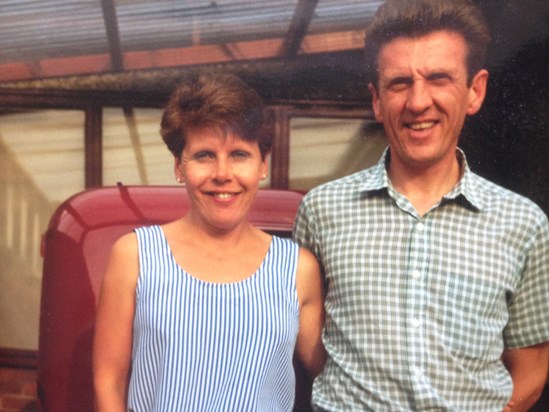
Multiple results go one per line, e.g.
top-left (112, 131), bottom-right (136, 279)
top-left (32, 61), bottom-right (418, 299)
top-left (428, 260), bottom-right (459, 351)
top-left (388, 156), bottom-right (462, 216)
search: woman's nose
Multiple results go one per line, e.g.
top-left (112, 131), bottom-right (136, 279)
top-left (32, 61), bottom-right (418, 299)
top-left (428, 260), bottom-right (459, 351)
top-left (212, 158), bottom-right (231, 182)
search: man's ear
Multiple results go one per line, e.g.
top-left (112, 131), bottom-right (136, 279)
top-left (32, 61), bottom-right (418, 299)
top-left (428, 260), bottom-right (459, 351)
top-left (368, 83), bottom-right (383, 122)
top-left (467, 69), bottom-right (489, 116)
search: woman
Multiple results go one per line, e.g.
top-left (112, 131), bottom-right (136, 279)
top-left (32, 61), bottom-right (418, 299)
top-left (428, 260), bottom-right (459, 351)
top-left (93, 73), bottom-right (325, 411)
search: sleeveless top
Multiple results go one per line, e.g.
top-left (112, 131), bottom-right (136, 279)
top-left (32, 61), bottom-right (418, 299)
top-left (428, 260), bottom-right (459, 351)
top-left (127, 225), bottom-right (300, 412)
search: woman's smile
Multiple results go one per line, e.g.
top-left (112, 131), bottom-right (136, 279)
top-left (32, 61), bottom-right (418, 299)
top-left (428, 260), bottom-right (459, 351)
top-left (177, 128), bottom-right (268, 233)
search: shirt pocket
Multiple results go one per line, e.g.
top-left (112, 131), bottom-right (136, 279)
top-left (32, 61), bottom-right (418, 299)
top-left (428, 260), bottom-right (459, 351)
top-left (438, 272), bottom-right (509, 361)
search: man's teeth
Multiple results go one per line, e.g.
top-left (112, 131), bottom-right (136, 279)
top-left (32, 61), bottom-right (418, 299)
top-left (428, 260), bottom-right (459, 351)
top-left (215, 193), bottom-right (232, 199)
top-left (409, 121), bottom-right (435, 130)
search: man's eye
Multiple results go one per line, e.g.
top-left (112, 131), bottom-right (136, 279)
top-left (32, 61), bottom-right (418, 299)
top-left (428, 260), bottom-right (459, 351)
top-left (428, 73), bottom-right (451, 85)
top-left (387, 78), bottom-right (411, 91)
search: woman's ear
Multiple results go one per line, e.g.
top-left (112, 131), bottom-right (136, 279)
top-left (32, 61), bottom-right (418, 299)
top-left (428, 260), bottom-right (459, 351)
top-left (467, 69), bottom-right (489, 116)
top-left (173, 156), bottom-right (184, 183)
top-left (260, 153), bottom-right (269, 180)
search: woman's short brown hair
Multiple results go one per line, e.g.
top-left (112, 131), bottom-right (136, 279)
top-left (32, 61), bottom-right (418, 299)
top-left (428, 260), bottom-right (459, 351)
top-left (160, 73), bottom-right (272, 159)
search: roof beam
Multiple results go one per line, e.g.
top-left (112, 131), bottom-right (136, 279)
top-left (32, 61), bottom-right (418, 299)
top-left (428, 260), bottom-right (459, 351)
top-left (280, 0), bottom-right (319, 56)
top-left (0, 30), bottom-right (364, 83)
top-left (101, 0), bottom-right (124, 72)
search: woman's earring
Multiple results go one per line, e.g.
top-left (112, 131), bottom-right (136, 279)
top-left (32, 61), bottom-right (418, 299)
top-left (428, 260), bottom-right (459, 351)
top-left (176, 176), bottom-right (183, 183)
top-left (260, 174), bottom-right (267, 180)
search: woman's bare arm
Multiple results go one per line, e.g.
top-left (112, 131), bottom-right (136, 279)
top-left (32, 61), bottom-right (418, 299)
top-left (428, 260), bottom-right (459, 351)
top-left (93, 233), bottom-right (139, 412)
top-left (295, 247), bottom-right (326, 378)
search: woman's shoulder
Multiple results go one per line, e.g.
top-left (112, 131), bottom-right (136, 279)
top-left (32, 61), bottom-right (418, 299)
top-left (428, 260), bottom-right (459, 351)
top-left (111, 230), bottom-right (138, 256)
top-left (102, 231), bottom-right (139, 292)
top-left (296, 246), bottom-right (320, 275)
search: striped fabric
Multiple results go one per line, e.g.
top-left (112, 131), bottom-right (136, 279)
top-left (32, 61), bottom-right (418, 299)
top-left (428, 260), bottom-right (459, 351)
top-left (294, 148), bottom-right (549, 411)
top-left (127, 226), bottom-right (300, 412)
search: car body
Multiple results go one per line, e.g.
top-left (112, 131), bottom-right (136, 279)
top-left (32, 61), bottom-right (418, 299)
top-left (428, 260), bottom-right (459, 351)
top-left (38, 184), bottom-right (304, 411)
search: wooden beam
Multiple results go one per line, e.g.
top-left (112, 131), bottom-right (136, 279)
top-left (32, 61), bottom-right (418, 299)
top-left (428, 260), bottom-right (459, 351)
top-left (0, 88), bottom-right (168, 109)
top-left (85, 107), bottom-right (103, 188)
top-left (0, 29), bottom-right (363, 83)
top-left (0, 348), bottom-right (38, 370)
top-left (280, 0), bottom-right (319, 56)
top-left (269, 107), bottom-right (290, 189)
top-left (100, 0), bottom-right (124, 72)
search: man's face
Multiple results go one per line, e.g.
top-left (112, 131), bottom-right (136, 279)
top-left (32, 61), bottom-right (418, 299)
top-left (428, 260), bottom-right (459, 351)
top-left (369, 30), bottom-right (488, 173)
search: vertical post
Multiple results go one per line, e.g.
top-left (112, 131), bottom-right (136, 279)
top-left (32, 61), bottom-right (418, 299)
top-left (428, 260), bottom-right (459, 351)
top-left (85, 107), bottom-right (102, 188)
top-left (269, 106), bottom-right (290, 189)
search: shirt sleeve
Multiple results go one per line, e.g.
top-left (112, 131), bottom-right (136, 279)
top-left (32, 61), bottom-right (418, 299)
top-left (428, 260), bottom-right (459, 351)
top-left (293, 195), bottom-right (319, 258)
top-left (504, 210), bottom-right (549, 349)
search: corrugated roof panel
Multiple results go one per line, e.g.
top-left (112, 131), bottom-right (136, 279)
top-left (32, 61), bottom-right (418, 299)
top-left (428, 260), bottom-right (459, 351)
top-left (0, 0), bottom-right (382, 63)
top-left (0, 0), bottom-right (107, 62)
top-left (0, 0), bottom-right (383, 81)
top-left (115, 0), bottom-right (298, 51)
top-left (310, 0), bottom-right (383, 33)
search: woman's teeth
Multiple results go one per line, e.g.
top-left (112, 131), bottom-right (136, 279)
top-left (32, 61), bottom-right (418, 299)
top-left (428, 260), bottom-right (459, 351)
top-left (214, 193), bottom-right (233, 199)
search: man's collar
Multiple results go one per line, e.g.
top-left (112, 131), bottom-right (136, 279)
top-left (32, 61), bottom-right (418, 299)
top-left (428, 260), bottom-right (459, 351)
top-left (358, 147), bottom-right (390, 192)
top-left (359, 147), bottom-right (484, 211)
top-left (444, 149), bottom-right (484, 211)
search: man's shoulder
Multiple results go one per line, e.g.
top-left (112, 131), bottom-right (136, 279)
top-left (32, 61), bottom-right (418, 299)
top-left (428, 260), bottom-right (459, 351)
top-left (304, 167), bottom-right (379, 200)
top-left (471, 172), bottom-right (547, 222)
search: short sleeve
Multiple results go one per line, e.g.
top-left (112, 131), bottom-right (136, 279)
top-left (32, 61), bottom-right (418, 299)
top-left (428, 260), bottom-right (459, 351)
top-left (504, 211), bottom-right (549, 348)
top-left (293, 195), bottom-right (320, 258)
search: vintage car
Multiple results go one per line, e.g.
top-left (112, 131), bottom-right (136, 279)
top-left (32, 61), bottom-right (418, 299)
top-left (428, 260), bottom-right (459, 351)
top-left (38, 184), bottom-right (309, 411)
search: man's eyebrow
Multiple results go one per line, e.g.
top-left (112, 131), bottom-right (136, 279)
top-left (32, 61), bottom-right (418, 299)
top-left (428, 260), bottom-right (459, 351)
top-left (423, 71), bottom-right (450, 80)
top-left (383, 69), bottom-right (456, 84)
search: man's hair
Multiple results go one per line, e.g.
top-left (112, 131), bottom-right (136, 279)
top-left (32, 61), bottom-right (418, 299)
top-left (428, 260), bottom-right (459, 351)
top-left (160, 73), bottom-right (272, 159)
top-left (365, 0), bottom-right (491, 87)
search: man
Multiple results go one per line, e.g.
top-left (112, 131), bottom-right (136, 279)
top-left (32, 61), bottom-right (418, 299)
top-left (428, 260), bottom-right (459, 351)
top-left (293, 0), bottom-right (549, 410)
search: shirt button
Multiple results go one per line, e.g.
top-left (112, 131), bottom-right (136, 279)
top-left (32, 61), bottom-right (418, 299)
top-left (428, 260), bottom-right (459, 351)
top-left (413, 367), bottom-right (423, 378)
top-left (411, 318), bottom-right (421, 328)
top-left (411, 269), bottom-right (421, 279)
top-left (416, 222), bottom-right (425, 232)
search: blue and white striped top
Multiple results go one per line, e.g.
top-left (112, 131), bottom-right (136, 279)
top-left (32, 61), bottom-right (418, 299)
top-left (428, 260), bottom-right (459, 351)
top-left (127, 225), bottom-right (300, 412)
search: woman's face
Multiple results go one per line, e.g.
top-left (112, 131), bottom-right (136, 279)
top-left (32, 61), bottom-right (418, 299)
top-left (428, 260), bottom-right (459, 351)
top-left (175, 127), bottom-right (268, 234)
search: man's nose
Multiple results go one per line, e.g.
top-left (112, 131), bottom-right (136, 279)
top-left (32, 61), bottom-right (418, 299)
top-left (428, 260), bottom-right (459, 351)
top-left (406, 80), bottom-right (432, 113)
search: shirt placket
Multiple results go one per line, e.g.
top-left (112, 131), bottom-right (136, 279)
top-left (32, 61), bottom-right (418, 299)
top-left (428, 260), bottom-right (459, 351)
top-left (405, 216), bottom-right (432, 408)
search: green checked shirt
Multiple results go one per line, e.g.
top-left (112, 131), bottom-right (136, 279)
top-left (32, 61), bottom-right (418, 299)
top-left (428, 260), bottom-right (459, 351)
top-left (293, 148), bottom-right (549, 412)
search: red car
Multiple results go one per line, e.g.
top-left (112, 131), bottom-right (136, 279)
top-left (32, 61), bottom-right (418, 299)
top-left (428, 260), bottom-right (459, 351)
top-left (38, 184), bottom-right (307, 411)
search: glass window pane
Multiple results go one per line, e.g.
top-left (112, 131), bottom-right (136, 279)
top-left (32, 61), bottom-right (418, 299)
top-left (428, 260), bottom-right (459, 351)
top-left (0, 109), bottom-right (85, 350)
top-left (103, 107), bottom-right (174, 186)
top-left (289, 117), bottom-right (387, 191)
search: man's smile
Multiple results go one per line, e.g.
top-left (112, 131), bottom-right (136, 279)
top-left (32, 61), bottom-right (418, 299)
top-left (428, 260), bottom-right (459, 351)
top-left (406, 121), bottom-right (437, 131)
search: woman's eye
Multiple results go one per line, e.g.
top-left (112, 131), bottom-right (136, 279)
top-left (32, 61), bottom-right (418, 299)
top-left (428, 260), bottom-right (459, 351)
top-left (194, 151), bottom-right (214, 160)
top-left (232, 150), bottom-right (250, 159)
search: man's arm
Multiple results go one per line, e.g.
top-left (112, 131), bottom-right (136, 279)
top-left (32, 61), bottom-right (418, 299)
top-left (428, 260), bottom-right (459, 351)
top-left (502, 341), bottom-right (549, 411)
